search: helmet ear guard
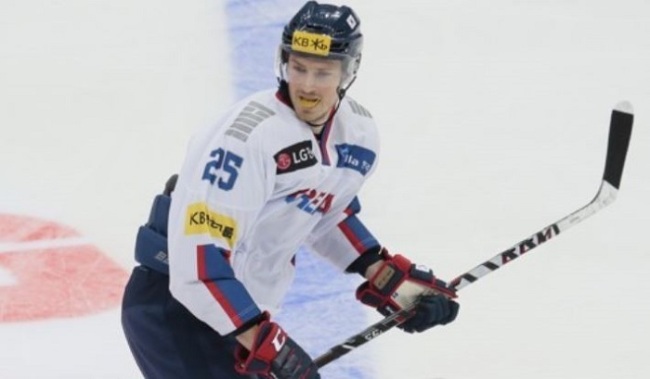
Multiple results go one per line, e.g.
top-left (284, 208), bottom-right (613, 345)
top-left (277, 1), bottom-right (364, 98)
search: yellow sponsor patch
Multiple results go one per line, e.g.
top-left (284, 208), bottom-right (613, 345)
top-left (291, 30), bottom-right (332, 56)
top-left (184, 203), bottom-right (237, 247)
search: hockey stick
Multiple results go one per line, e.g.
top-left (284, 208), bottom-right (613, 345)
top-left (314, 101), bottom-right (634, 368)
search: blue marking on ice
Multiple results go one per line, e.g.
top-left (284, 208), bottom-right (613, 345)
top-left (224, 1), bottom-right (374, 377)
top-left (224, 1), bottom-right (286, 101)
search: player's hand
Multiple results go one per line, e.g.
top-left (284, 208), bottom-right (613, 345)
top-left (356, 252), bottom-right (459, 333)
top-left (234, 318), bottom-right (320, 379)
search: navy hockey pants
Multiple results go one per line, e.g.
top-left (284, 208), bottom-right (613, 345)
top-left (121, 265), bottom-right (255, 379)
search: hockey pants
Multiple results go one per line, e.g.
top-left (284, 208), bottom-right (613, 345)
top-left (121, 265), bottom-right (255, 379)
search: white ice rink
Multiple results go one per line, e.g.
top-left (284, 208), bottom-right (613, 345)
top-left (1, 0), bottom-right (649, 378)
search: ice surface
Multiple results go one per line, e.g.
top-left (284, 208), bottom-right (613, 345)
top-left (1, 0), bottom-right (649, 378)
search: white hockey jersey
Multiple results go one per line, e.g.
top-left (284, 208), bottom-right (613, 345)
top-left (167, 89), bottom-right (380, 335)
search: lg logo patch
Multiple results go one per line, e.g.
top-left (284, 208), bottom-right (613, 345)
top-left (274, 140), bottom-right (318, 174)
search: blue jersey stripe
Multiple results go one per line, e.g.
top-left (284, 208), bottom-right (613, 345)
top-left (340, 215), bottom-right (379, 253)
top-left (196, 244), bottom-right (260, 328)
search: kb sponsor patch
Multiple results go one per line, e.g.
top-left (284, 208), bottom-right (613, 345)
top-left (335, 144), bottom-right (376, 176)
top-left (274, 140), bottom-right (318, 174)
top-left (291, 30), bottom-right (332, 56)
top-left (185, 203), bottom-right (237, 247)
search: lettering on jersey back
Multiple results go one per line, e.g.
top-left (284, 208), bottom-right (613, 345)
top-left (348, 99), bottom-right (372, 118)
top-left (285, 189), bottom-right (334, 215)
top-left (184, 202), bottom-right (238, 247)
top-left (225, 101), bottom-right (275, 142)
top-left (274, 140), bottom-right (318, 174)
top-left (335, 144), bottom-right (376, 176)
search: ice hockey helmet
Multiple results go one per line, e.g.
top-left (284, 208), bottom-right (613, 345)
top-left (277, 1), bottom-right (363, 97)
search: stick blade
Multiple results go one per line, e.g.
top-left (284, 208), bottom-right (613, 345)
top-left (603, 101), bottom-right (634, 189)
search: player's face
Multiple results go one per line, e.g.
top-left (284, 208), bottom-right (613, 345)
top-left (286, 54), bottom-right (342, 125)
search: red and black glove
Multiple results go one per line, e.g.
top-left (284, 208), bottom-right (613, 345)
top-left (356, 252), bottom-right (460, 333)
top-left (234, 318), bottom-right (320, 379)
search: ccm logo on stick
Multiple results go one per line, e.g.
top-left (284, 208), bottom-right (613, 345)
top-left (500, 225), bottom-right (560, 264)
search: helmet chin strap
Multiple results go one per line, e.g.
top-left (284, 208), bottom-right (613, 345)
top-left (306, 75), bottom-right (356, 131)
top-left (276, 77), bottom-right (356, 133)
top-left (306, 99), bottom-right (341, 132)
top-left (337, 75), bottom-right (357, 100)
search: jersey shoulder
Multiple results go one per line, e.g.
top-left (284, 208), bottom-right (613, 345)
top-left (338, 96), bottom-right (378, 134)
top-left (336, 96), bottom-right (380, 148)
top-left (218, 90), bottom-right (286, 143)
top-left (341, 96), bottom-right (374, 120)
top-left (186, 90), bottom-right (304, 161)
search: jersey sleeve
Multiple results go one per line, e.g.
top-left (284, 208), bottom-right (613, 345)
top-left (167, 122), bottom-right (275, 335)
top-left (305, 196), bottom-right (381, 272)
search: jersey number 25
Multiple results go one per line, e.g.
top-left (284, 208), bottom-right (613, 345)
top-left (201, 148), bottom-right (243, 190)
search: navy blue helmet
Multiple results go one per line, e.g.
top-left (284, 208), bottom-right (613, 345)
top-left (277, 1), bottom-right (363, 96)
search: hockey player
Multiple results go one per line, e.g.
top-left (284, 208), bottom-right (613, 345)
top-left (121, 2), bottom-right (459, 378)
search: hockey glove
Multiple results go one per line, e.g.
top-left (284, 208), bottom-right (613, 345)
top-left (234, 319), bottom-right (320, 379)
top-left (356, 252), bottom-right (460, 333)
